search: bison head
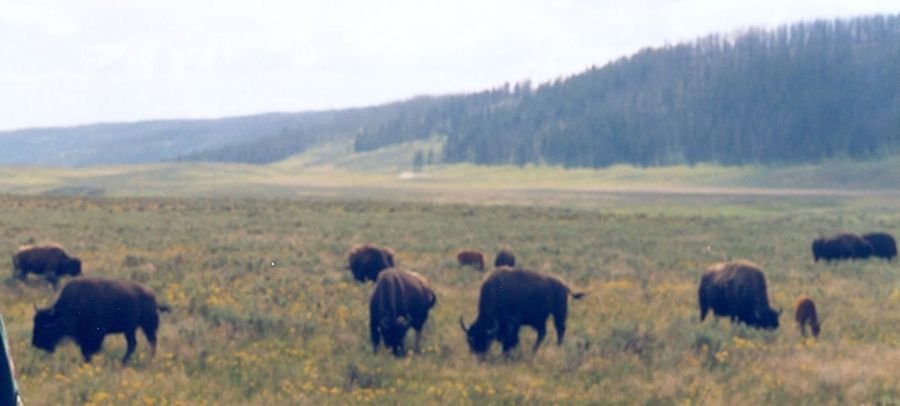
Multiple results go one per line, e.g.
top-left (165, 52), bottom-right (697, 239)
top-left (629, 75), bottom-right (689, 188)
top-left (348, 246), bottom-right (393, 282)
top-left (459, 317), bottom-right (495, 356)
top-left (755, 307), bottom-right (781, 330)
top-left (32, 308), bottom-right (65, 353)
top-left (62, 258), bottom-right (82, 276)
top-left (380, 316), bottom-right (410, 356)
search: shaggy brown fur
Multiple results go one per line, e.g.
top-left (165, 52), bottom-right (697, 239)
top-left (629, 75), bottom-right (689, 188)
top-left (13, 244), bottom-right (82, 286)
top-left (812, 233), bottom-right (873, 262)
top-left (794, 296), bottom-right (820, 338)
top-left (460, 268), bottom-right (584, 356)
top-left (699, 260), bottom-right (781, 330)
top-left (493, 249), bottom-right (516, 268)
top-left (32, 277), bottom-right (170, 364)
top-left (369, 269), bottom-right (436, 357)
top-left (457, 250), bottom-right (485, 271)
top-left (347, 244), bottom-right (395, 282)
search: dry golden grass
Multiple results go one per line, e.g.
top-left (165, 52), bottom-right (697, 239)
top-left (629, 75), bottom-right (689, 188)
top-left (0, 194), bottom-right (897, 404)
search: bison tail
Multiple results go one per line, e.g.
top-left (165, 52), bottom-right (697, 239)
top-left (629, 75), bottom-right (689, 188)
top-left (571, 291), bottom-right (586, 300)
top-left (158, 304), bottom-right (172, 313)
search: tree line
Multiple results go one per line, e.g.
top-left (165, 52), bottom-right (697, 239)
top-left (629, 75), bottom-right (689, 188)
top-left (190, 14), bottom-right (900, 168)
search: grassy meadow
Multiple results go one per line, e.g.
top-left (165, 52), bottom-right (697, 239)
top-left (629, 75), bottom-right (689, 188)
top-left (0, 189), bottom-right (898, 405)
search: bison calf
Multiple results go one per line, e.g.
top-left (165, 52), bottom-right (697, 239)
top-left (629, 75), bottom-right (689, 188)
top-left (699, 260), bottom-right (781, 330)
top-left (493, 249), bottom-right (516, 268)
top-left (12, 245), bottom-right (82, 286)
top-left (460, 268), bottom-right (584, 357)
top-left (794, 296), bottom-right (820, 338)
top-left (32, 277), bottom-right (170, 364)
top-left (370, 269), bottom-right (436, 357)
top-left (348, 244), bottom-right (395, 282)
top-left (457, 250), bottom-right (485, 271)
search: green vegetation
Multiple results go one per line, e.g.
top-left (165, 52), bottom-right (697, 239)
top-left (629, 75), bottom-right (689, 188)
top-left (3, 15), bottom-right (899, 170)
top-left (2, 151), bottom-right (900, 203)
top-left (0, 191), bottom-right (898, 404)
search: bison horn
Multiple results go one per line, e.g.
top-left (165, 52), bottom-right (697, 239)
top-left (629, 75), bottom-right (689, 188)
top-left (458, 316), bottom-right (468, 333)
top-left (32, 303), bottom-right (38, 312)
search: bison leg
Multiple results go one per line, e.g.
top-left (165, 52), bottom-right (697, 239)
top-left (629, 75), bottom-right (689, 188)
top-left (81, 348), bottom-right (94, 363)
top-left (370, 322), bottom-right (381, 353)
top-left (500, 324), bottom-right (520, 354)
top-left (141, 312), bottom-right (160, 359)
top-left (143, 328), bottom-right (158, 359)
top-left (46, 274), bottom-right (60, 289)
top-left (799, 322), bottom-right (807, 338)
top-left (80, 339), bottom-right (102, 363)
top-left (532, 324), bottom-right (547, 353)
top-left (391, 341), bottom-right (406, 357)
top-left (413, 329), bottom-right (422, 354)
top-left (122, 330), bottom-right (137, 364)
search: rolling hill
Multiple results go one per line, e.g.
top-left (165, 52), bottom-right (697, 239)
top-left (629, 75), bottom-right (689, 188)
top-left (1, 14), bottom-right (899, 169)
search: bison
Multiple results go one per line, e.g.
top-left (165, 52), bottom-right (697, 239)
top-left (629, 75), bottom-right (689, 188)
top-left (369, 269), bottom-right (436, 357)
top-left (493, 249), bottom-right (516, 268)
top-left (31, 277), bottom-right (170, 364)
top-left (794, 296), bottom-right (820, 338)
top-left (460, 268), bottom-right (584, 357)
top-left (12, 245), bottom-right (82, 286)
top-left (698, 260), bottom-right (781, 330)
top-left (812, 233), bottom-right (873, 262)
top-left (348, 244), bottom-right (395, 282)
top-left (457, 250), bottom-right (485, 271)
top-left (862, 232), bottom-right (897, 261)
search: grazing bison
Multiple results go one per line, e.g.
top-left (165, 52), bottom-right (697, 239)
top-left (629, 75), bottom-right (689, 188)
top-left (698, 260), bottom-right (781, 330)
top-left (348, 244), bottom-right (395, 282)
top-left (862, 232), bottom-right (897, 261)
top-left (812, 233), bottom-right (873, 262)
top-left (794, 296), bottom-right (820, 338)
top-left (369, 269), bottom-right (436, 357)
top-left (31, 277), bottom-right (170, 364)
top-left (457, 250), bottom-right (485, 271)
top-left (12, 245), bottom-right (82, 286)
top-left (460, 268), bottom-right (584, 357)
top-left (493, 249), bottom-right (516, 268)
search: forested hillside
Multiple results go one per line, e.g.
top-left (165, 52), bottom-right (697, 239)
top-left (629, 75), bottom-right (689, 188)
top-left (371, 14), bottom-right (900, 167)
top-left (2, 14), bottom-right (898, 168)
top-left (217, 14), bottom-right (900, 167)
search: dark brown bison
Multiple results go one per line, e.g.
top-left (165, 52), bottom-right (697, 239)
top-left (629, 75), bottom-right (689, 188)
top-left (348, 244), bottom-right (395, 282)
top-left (457, 250), bottom-right (485, 271)
top-left (369, 269), bottom-right (436, 357)
top-left (794, 296), bottom-right (820, 338)
top-left (862, 232), bottom-right (897, 261)
top-left (493, 249), bottom-right (516, 268)
top-left (12, 245), bottom-right (82, 286)
top-left (812, 233), bottom-right (873, 262)
top-left (31, 277), bottom-right (170, 364)
top-left (460, 268), bottom-right (584, 357)
top-left (698, 260), bottom-right (781, 330)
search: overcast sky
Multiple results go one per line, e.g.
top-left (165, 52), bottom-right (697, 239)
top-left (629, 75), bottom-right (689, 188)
top-left (1, 1), bottom-right (898, 131)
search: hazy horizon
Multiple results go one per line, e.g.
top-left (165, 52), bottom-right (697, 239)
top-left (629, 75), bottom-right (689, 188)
top-left (2, 0), bottom-right (899, 132)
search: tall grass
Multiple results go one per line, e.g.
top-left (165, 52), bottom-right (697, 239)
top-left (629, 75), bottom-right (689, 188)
top-left (0, 194), bottom-right (898, 404)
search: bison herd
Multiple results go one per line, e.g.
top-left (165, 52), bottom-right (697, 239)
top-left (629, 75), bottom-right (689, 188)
top-left (11, 244), bottom-right (167, 364)
top-left (7, 230), bottom-right (897, 365)
top-left (812, 232), bottom-right (897, 262)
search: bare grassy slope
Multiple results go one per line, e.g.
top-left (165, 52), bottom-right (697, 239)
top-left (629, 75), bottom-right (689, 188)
top-left (0, 194), bottom-right (898, 404)
top-left (2, 146), bottom-right (900, 201)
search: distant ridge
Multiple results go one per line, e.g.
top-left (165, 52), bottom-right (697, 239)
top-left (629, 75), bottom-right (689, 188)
top-left (2, 14), bottom-right (899, 168)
